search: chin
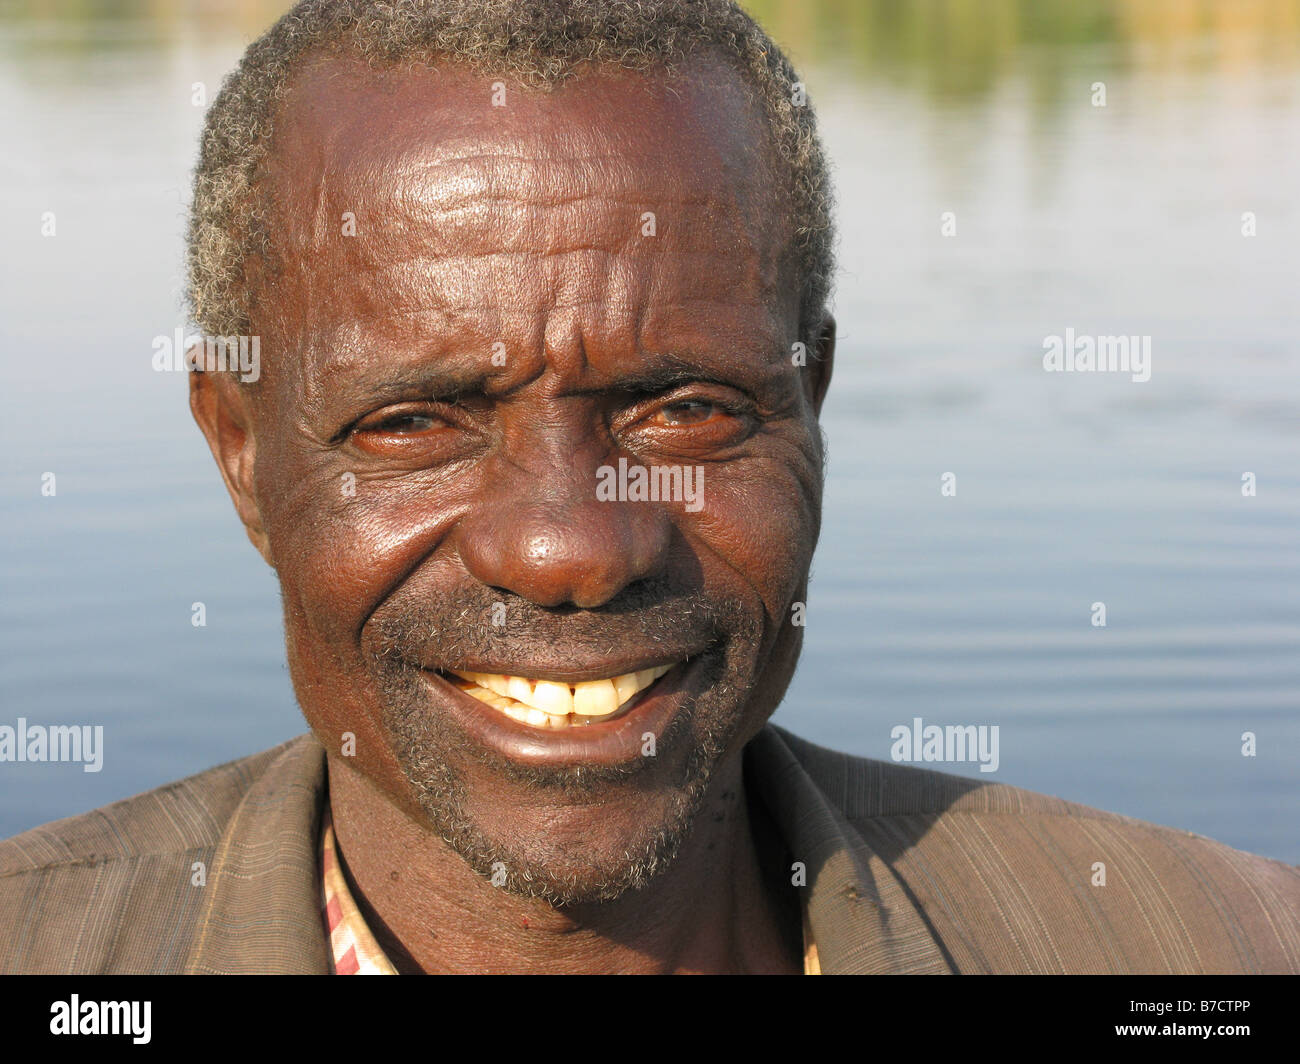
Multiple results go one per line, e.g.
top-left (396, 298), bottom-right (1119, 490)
top-left (379, 665), bottom-right (754, 905)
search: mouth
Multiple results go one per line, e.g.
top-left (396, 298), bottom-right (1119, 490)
top-left (418, 652), bottom-right (711, 770)
top-left (437, 664), bottom-right (676, 729)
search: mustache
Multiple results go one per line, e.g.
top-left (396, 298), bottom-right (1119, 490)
top-left (370, 576), bottom-right (752, 671)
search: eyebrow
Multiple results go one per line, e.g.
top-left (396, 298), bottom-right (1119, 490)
top-left (330, 362), bottom-right (488, 409)
top-left (596, 360), bottom-right (752, 396)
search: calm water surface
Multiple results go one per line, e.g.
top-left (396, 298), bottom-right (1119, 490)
top-left (1, 1), bottom-right (1297, 860)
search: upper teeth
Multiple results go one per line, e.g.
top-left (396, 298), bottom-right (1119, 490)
top-left (448, 665), bottom-right (674, 728)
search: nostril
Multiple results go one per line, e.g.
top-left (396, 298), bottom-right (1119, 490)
top-left (483, 585), bottom-right (580, 614)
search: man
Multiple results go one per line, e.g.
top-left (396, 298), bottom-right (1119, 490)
top-left (2, 0), bottom-right (1297, 975)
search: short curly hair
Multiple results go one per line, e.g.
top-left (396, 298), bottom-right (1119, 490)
top-left (187, 0), bottom-right (835, 347)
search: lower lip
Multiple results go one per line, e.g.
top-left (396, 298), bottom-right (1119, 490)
top-left (419, 660), bottom-right (703, 769)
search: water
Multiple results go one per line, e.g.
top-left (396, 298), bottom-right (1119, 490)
top-left (1, 0), bottom-right (1297, 861)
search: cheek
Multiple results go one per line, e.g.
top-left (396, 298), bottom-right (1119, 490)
top-left (258, 449), bottom-right (465, 652)
top-left (261, 464), bottom-right (465, 790)
top-left (686, 456), bottom-right (819, 626)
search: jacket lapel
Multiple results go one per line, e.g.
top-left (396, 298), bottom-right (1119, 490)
top-left (748, 725), bottom-right (956, 974)
top-left (184, 735), bottom-right (332, 974)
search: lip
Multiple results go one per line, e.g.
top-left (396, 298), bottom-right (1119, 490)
top-left (426, 658), bottom-right (683, 686)
top-left (418, 654), bottom-right (710, 769)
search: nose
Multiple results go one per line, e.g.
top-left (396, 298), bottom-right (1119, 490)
top-left (455, 455), bottom-right (673, 609)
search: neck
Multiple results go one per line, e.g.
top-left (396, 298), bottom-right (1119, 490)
top-left (326, 752), bottom-right (802, 974)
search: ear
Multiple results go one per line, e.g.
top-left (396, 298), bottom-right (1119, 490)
top-left (806, 312), bottom-right (835, 416)
top-left (189, 358), bottom-right (274, 566)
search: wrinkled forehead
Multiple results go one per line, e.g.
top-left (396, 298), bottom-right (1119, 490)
top-left (253, 54), bottom-right (797, 379)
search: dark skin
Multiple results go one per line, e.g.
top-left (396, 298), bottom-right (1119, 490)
top-left (191, 53), bottom-right (834, 973)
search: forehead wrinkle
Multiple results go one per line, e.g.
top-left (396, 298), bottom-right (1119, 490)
top-left (344, 187), bottom-right (760, 264)
top-left (383, 150), bottom-right (740, 215)
top-left (312, 113), bottom-right (770, 261)
top-left (304, 158), bottom-right (772, 307)
top-left (347, 249), bottom-right (773, 307)
top-left (318, 219), bottom-right (783, 332)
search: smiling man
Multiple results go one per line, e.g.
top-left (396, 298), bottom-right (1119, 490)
top-left (2, 0), bottom-right (1298, 976)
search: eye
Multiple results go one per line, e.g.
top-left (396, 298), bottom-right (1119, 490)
top-left (655, 399), bottom-right (721, 426)
top-left (352, 404), bottom-right (450, 437)
top-left (345, 401), bottom-right (472, 461)
top-left (365, 412), bottom-right (442, 434)
top-left (621, 388), bottom-right (756, 455)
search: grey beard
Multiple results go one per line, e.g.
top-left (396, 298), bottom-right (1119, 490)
top-left (373, 645), bottom-right (750, 906)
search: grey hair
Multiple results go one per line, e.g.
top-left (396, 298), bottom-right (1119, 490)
top-left (186, 0), bottom-right (835, 346)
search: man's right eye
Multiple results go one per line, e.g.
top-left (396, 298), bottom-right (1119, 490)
top-left (344, 403), bottom-right (469, 459)
top-left (351, 404), bottom-right (450, 437)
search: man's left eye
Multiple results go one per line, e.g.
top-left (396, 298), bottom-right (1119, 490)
top-left (656, 399), bottom-right (721, 426)
top-left (372, 413), bottom-right (439, 433)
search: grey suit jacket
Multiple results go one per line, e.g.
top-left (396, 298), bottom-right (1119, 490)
top-left (1, 725), bottom-right (1296, 973)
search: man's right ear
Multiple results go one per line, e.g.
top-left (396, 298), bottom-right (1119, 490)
top-left (189, 361), bottom-right (274, 567)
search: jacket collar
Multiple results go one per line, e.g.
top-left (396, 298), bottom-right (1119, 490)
top-left (746, 725), bottom-right (956, 974)
top-left (185, 726), bottom-right (953, 973)
top-left (185, 735), bottom-right (331, 974)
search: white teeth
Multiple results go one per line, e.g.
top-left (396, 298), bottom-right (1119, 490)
top-left (531, 680), bottom-right (574, 716)
top-left (612, 672), bottom-right (640, 704)
top-left (460, 684), bottom-right (498, 706)
top-left (573, 678), bottom-right (619, 717)
top-left (447, 664), bottom-right (676, 728)
top-left (478, 673), bottom-right (513, 699)
top-left (506, 675), bottom-right (534, 704)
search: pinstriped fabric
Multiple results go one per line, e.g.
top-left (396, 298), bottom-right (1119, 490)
top-left (1207, 833), bottom-right (1300, 961)
top-left (2, 726), bottom-right (1297, 973)
top-left (0, 739), bottom-right (292, 974)
top-left (183, 739), bottom-right (330, 974)
top-left (755, 726), bottom-right (1300, 974)
top-left (744, 732), bottom-right (957, 974)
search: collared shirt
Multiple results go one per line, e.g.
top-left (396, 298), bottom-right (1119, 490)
top-left (319, 804), bottom-right (820, 974)
top-left (320, 806), bottom-right (397, 975)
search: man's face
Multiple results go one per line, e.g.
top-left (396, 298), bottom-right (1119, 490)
top-left (207, 54), bottom-right (832, 903)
